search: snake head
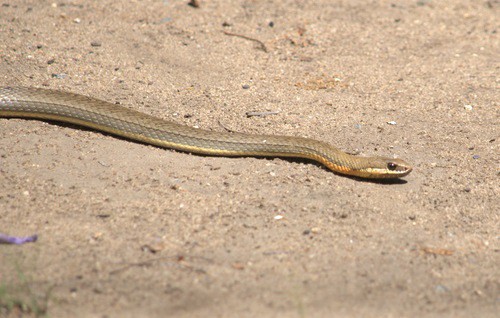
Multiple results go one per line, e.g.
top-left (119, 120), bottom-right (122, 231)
top-left (358, 157), bottom-right (413, 179)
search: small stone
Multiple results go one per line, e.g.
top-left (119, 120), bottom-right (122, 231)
top-left (387, 121), bottom-right (397, 125)
top-left (188, 0), bottom-right (200, 8)
top-left (232, 262), bottom-right (245, 270)
top-left (142, 242), bottom-right (167, 253)
top-left (464, 104), bottom-right (473, 111)
top-left (274, 215), bottom-right (283, 220)
top-left (464, 188), bottom-right (471, 193)
top-left (47, 58), bottom-right (55, 64)
top-left (435, 285), bottom-right (449, 293)
top-left (73, 18), bottom-right (81, 23)
top-left (472, 155), bottom-right (480, 159)
top-left (90, 41), bottom-right (102, 47)
top-left (242, 84), bottom-right (250, 89)
top-left (160, 17), bottom-right (172, 23)
top-left (51, 73), bottom-right (67, 79)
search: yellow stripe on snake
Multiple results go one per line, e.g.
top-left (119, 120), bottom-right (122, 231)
top-left (0, 87), bottom-right (412, 179)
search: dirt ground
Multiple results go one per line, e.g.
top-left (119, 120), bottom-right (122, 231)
top-left (0, 0), bottom-right (498, 317)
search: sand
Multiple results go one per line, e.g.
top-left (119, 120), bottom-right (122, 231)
top-left (0, 1), bottom-right (498, 317)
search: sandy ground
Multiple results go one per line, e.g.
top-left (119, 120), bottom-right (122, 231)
top-left (0, 0), bottom-right (498, 317)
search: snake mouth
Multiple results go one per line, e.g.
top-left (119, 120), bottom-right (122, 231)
top-left (357, 166), bottom-right (412, 179)
top-left (384, 165), bottom-right (412, 178)
top-left (396, 166), bottom-right (413, 177)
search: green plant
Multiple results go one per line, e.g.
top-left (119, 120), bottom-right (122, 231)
top-left (0, 262), bottom-right (51, 317)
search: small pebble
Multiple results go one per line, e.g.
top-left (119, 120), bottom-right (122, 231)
top-left (464, 188), bottom-right (471, 193)
top-left (242, 84), bottom-right (250, 89)
top-left (73, 18), bottom-right (81, 23)
top-left (51, 73), bottom-right (67, 79)
top-left (472, 155), bottom-right (480, 159)
top-left (387, 121), bottom-right (397, 125)
top-left (464, 104), bottom-right (473, 111)
top-left (160, 17), bottom-right (172, 23)
top-left (274, 215), bottom-right (283, 220)
top-left (188, 0), bottom-right (200, 8)
top-left (435, 285), bottom-right (449, 293)
top-left (47, 58), bottom-right (55, 64)
top-left (90, 41), bottom-right (102, 47)
top-left (232, 262), bottom-right (245, 270)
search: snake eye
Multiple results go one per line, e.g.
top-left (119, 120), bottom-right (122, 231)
top-left (387, 162), bottom-right (397, 171)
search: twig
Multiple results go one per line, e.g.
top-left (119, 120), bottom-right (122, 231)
top-left (420, 246), bottom-right (454, 256)
top-left (222, 31), bottom-right (268, 53)
top-left (109, 254), bottom-right (208, 275)
top-left (246, 110), bottom-right (280, 118)
top-left (217, 120), bottom-right (235, 133)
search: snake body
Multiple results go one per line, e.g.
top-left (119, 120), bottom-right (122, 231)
top-left (0, 87), bottom-right (412, 179)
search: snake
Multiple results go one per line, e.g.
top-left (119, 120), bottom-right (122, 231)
top-left (0, 86), bottom-right (412, 179)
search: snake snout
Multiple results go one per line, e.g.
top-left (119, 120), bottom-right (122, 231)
top-left (386, 158), bottom-right (412, 177)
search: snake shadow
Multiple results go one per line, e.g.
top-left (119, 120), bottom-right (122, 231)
top-left (8, 118), bottom-right (408, 185)
top-left (264, 157), bottom-right (409, 185)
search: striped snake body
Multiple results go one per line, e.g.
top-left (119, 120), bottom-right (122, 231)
top-left (0, 87), bottom-right (412, 179)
